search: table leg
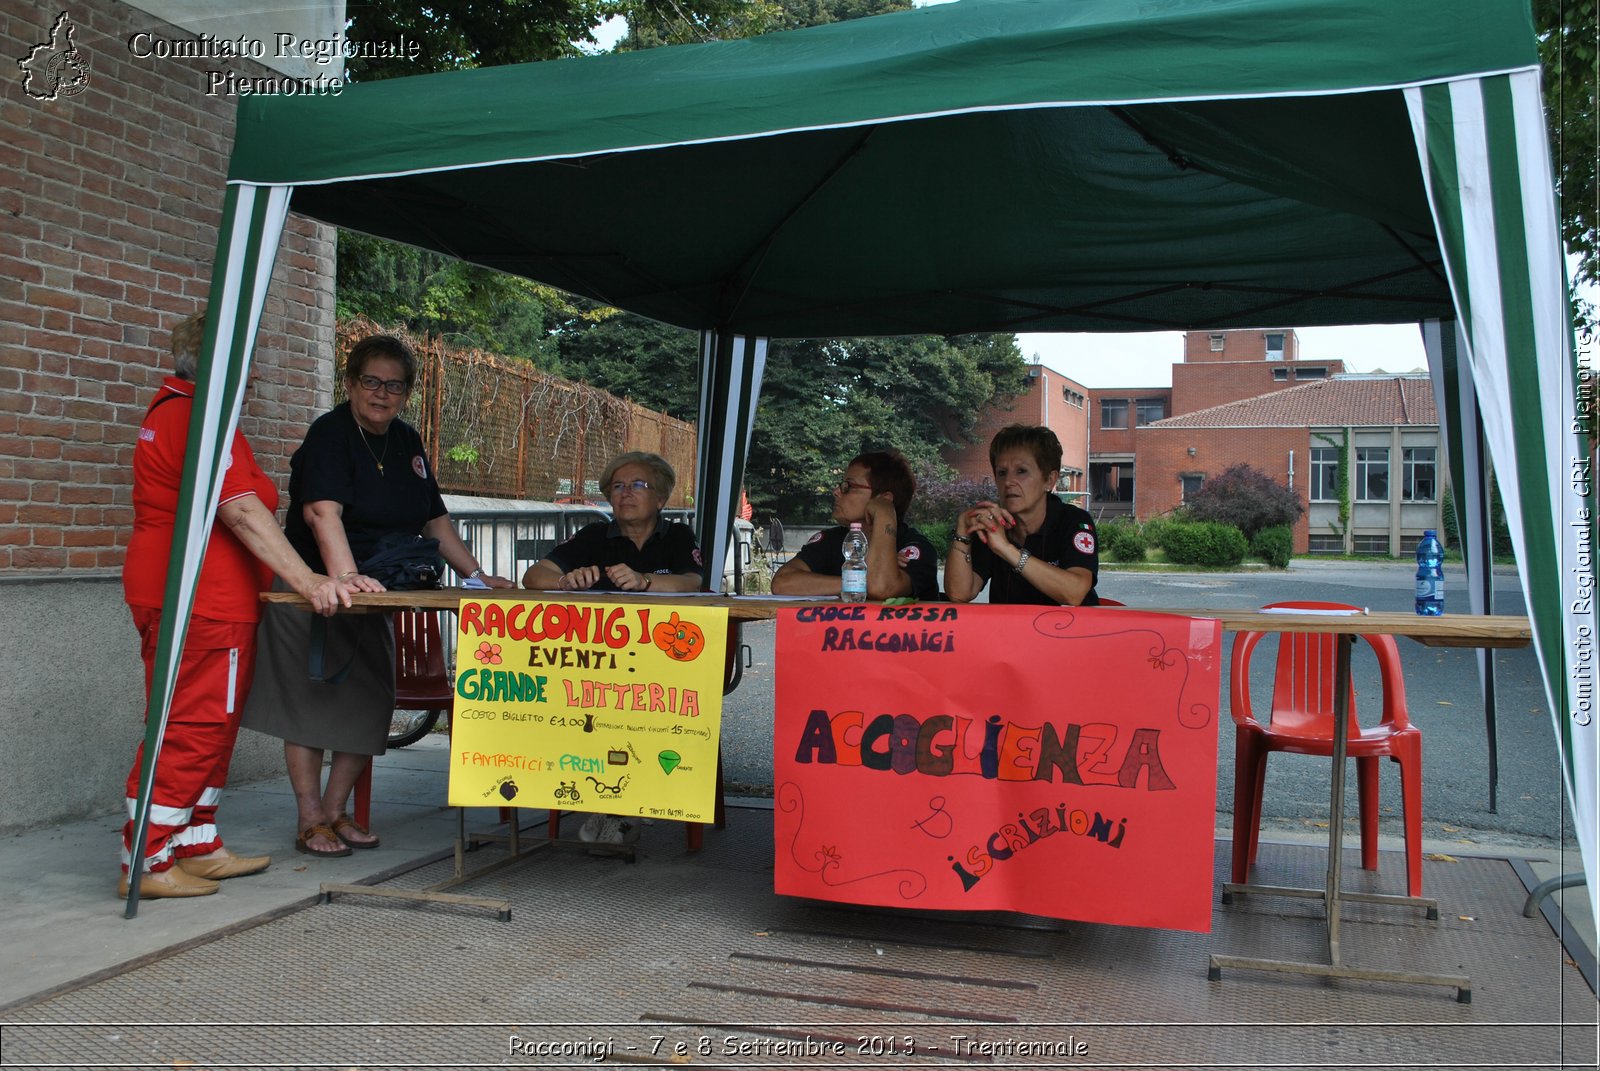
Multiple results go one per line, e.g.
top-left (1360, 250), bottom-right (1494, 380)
top-left (1210, 634), bottom-right (1469, 1001)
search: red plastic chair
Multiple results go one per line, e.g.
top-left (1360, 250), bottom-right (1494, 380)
top-left (353, 611), bottom-right (454, 828)
top-left (1229, 600), bottom-right (1423, 896)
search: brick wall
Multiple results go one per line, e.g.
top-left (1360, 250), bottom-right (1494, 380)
top-left (1181, 328), bottom-right (1300, 363)
top-left (1085, 387), bottom-right (1172, 455)
top-left (1, 0), bottom-right (334, 576)
top-left (1171, 360), bottom-right (1346, 414)
top-left (944, 367), bottom-right (1091, 490)
top-left (1136, 426), bottom-right (1313, 551)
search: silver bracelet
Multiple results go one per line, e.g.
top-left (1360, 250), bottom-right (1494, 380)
top-left (1013, 550), bottom-right (1031, 574)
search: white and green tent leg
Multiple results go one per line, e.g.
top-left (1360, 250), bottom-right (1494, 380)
top-left (124, 183), bottom-right (291, 917)
top-left (1407, 73), bottom-right (1597, 932)
top-left (1423, 317), bottom-right (1501, 809)
top-left (693, 330), bottom-right (767, 593)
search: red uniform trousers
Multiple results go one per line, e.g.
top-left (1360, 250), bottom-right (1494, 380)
top-left (122, 607), bottom-right (258, 874)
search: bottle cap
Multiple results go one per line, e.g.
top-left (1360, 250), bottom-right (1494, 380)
top-left (1423, 529), bottom-right (1436, 537)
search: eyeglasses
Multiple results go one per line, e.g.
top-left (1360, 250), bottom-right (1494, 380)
top-left (355, 374), bottom-right (409, 396)
top-left (835, 479), bottom-right (872, 494)
top-left (609, 479), bottom-right (653, 495)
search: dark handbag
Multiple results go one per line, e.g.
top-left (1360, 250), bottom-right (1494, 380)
top-left (358, 533), bottom-right (444, 590)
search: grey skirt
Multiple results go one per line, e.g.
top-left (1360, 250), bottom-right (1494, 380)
top-left (240, 582), bottom-right (396, 756)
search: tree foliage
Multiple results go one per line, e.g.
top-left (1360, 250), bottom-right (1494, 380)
top-left (1533, 0), bottom-right (1598, 335)
top-left (1182, 463), bottom-right (1305, 542)
top-left (746, 335), bottom-right (1026, 523)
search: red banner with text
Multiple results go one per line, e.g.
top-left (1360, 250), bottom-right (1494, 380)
top-left (774, 603), bottom-right (1221, 931)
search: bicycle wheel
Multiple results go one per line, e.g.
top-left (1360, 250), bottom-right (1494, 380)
top-left (387, 708), bottom-right (442, 749)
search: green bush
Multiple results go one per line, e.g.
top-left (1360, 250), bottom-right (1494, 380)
top-left (1250, 525), bottom-right (1294, 568)
top-left (1140, 513), bottom-right (1181, 550)
top-left (1100, 519), bottom-right (1147, 562)
top-left (1162, 520), bottom-right (1248, 567)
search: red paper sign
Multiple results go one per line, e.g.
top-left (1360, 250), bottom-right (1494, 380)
top-left (774, 603), bottom-right (1221, 931)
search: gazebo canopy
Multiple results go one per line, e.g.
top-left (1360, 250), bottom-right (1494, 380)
top-left (225, 0), bottom-right (1537, 338)
top-left (128, 0), bottom-right (1592, 923)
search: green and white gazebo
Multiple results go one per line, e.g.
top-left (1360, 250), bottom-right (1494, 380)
top-left (138, 0), bottom-right (1594, 924)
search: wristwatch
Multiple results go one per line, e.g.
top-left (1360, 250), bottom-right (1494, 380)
top-left (468, 568), bottom-right (485, 580)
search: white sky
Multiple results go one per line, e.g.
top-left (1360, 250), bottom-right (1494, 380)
top-left (1018, 324), bottom-right (1431, 390)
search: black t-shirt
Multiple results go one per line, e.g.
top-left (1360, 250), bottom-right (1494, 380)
top-left (544, 517), bottom-right (705, 589)
top-left (794, 523), bottom-right (940, 601)
top-left (969, 495), bottom-right (1100, 606)
top-left (285, 403), bottom-right (447, 573)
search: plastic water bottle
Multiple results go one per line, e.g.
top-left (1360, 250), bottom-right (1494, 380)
top-left (840, 522), bottom-right (868, 601)
top-left (1414, 529), bottom-right (1444, 616)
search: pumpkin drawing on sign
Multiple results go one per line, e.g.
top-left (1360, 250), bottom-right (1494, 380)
top-left (652, 612), bottom-right (705, 662)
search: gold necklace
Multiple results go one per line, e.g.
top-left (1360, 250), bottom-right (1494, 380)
top-left (356, 423), bottom-right (389, 475)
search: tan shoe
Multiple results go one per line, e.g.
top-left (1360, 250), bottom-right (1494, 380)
top-left (117, 866), bottom-right (220, 899)
top-left (176, 848), bottom-right (272, 880)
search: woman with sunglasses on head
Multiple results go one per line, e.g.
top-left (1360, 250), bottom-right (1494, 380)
top-left (521, 451), bottom-right (703, 849)
top-left (770, 449), bottom-right (939, 601)
top-left (521, 452), bottom-right (705, 594)
top-left (243, 335), bottom-right (512, 859)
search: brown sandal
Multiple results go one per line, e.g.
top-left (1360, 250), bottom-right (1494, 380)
top-left (295, 823), bottom-right (352, 857)
top-left (331, 813), bottom-right (380, 850)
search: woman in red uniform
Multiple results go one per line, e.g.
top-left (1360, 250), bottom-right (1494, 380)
top-left (121, 309), bottom-right (360, 899)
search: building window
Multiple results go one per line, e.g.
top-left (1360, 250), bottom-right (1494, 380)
top-left (1209, 333), bottom-right (1225, 352)
top-left (1100, 399), bottom-right (1129, 429)
top-left (1089, 462), bottom-right (1133, 503)
top-left (1180, 473), bottom-right (1204, 501)
top-left (1265, 332), bottom-right (1285, 360)
top-left (1062, 386), bottom-right (1084, 408)
top-left (1135, 398), bottom-right (1166, 425)
top-left (1294, 366), bottom-right (1327, 380)
top-left (1309, 446), bottom-right (1340, 502)
top-left (1355, 447), bottom-right (1389, 501)
top-left (1402, 446), bottom-right (1437, 501)
top-left (1272, 367), bottom-right (1288, 381)
top-left (1308, 533), bottom-right (1343, 554)
top-left (1353, 534), bottom-right (1391, 555)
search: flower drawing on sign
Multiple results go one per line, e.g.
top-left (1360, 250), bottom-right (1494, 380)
top-left (474, 641), bottom-right (503, 665)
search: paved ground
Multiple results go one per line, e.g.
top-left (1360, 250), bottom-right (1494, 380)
top-left (1, 562), bottom-right (1592, 1069)
top-left (1, 737), bottom-right (1593, 1069)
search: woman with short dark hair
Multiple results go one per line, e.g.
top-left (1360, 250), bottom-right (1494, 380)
top-left (771, 448), bottom-right (938, 601)
top-left (945, 424), bottom-right (1100, 606)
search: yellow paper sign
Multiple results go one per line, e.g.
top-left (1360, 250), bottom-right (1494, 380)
top-left (447, 598), bottom-right (727, 822)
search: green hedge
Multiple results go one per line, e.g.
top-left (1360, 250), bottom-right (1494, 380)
top-left (1250, 525), bottom-right (1294, 568)
top-left (1162, 520), bottom-right (1248, 567)
top-left (1100, 519), bottom-right (1148, 562)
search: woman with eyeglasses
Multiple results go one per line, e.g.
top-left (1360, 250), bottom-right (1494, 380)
top-left (770, 449), bottom-right (939, 600)
top-left (521, 452), bottom-right (704, 594)
top-left (243, 335), bottom-right (512, 859)
top-left (521, 451), bottom-right (703, 849)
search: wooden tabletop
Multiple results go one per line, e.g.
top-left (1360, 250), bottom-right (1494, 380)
top-left (261, 589), bottom-right (1532, 648)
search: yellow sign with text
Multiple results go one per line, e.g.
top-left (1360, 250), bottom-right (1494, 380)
top-left (447, 598), bottom-right (726, 822)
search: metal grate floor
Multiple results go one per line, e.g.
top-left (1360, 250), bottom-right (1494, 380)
top-left (3, 808), bottom-right (1594, 1069)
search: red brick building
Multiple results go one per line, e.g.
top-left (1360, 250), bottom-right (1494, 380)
top-left (2, 0), bottom-right (342, 830)
top-left (944, 363), bottom-right (1090, 497)
top-left (951, 330), bottom-right (1441, 554)
top-left (1139, 375), bottom-right (1442, 554)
